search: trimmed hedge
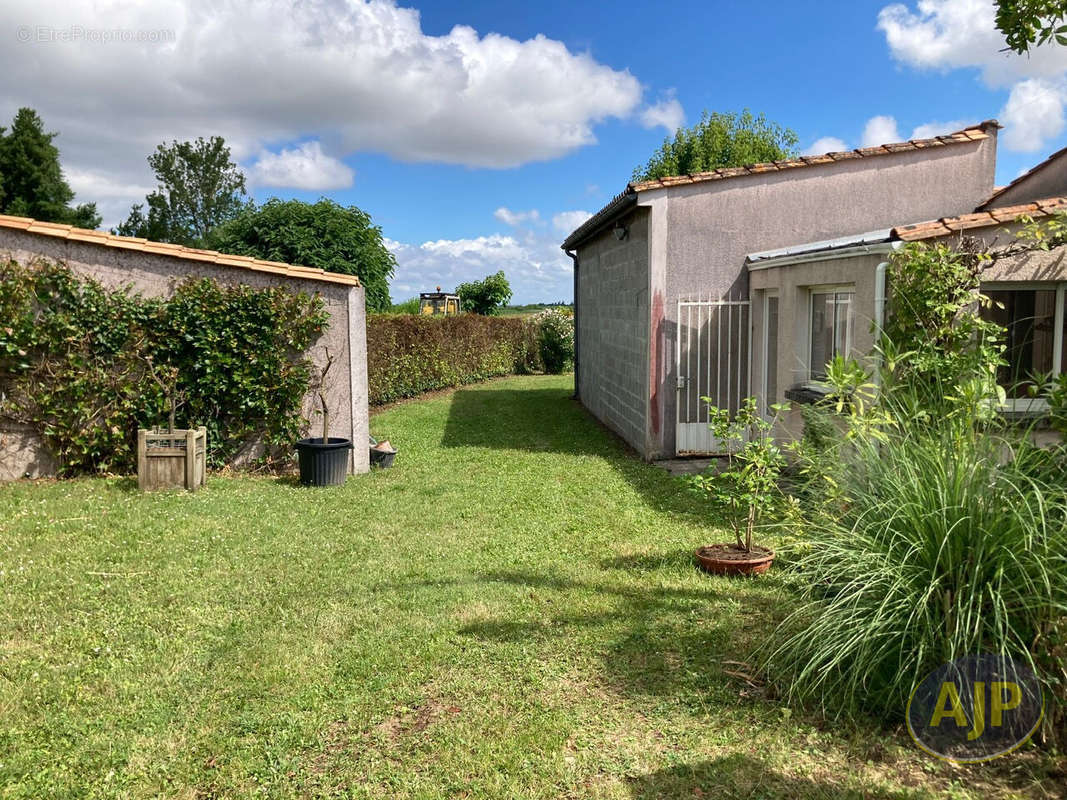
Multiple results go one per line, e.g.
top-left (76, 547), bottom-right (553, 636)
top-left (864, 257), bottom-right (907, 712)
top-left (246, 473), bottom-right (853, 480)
top-left (367, 314), bottom-right (540, 405)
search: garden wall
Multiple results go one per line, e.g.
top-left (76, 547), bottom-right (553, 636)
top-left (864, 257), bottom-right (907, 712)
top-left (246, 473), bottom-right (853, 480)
top-left (367, 314), bottom-right (539, 405)
top-left (0, 216), bottom-right (370, 479)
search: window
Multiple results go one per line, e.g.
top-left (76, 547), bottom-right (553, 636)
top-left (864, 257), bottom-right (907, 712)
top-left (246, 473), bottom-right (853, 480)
top-left (763, 292), bottom-right (779, 414)
top-left (982, 286), bottom-right (1066, 399)
top-left (809, 288), bottom-right (854, 381)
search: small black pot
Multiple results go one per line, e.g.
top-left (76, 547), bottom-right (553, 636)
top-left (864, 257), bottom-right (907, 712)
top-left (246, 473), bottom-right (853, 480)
top-left (295, 437), bottom-right (352, 486)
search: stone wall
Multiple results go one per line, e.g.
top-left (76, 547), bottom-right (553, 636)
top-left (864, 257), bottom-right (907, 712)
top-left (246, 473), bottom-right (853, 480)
top-left (0, 225), bottom-right (369, 480)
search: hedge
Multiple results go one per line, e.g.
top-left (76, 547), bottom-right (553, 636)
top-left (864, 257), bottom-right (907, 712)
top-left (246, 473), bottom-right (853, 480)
top-left (367, 314), bottom-right (540, 405)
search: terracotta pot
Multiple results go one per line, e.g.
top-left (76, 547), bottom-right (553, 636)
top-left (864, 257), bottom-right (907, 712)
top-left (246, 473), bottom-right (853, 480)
top-left (694, 543), bottom-right (775, 577)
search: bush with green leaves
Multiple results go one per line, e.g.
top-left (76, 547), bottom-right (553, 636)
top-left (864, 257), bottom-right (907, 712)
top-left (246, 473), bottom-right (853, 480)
top-left (691, 397), bottom-right (788, 553)
top-left (0, 259), bottom-right (327, 475)
top-left (456, 271), bottom-right (512, 315)
top-left (535, 308), bottom-right (574, 374)
top-left (366, 314), bottom-right (539, 405)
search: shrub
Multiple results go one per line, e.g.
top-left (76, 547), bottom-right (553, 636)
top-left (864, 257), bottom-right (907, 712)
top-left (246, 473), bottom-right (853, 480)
top-left (535, 308), bottom-right (574, 374)
top-left (456, 271), bottom-right (512, 315)
top-left (0, 259), bottom-right (327, 475)
top-left (366, 314), bottom-right (539, 405)
top-left (389, 297), bottom-right (419, 315)
top-left (762, 424), bottom-right (1067, 737)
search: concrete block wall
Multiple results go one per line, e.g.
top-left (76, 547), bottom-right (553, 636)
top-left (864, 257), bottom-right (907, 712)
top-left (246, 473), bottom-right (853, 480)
top-left (0, 227), bottom-right (370, 480)
top-left (575, 209), bottom-right (650, 454)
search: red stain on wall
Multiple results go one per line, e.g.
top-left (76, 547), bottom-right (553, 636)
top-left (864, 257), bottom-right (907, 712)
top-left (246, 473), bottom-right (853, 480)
top-left (649, 290), bottom-right (664, 437)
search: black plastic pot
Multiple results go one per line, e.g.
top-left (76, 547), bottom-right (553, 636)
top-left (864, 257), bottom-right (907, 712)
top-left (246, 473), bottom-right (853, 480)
top-left (295, 437), bottom-right (352, 486)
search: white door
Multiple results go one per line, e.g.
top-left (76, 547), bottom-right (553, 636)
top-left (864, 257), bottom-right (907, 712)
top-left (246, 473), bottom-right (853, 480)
top-left (675, 298), bottom-right (750, 454)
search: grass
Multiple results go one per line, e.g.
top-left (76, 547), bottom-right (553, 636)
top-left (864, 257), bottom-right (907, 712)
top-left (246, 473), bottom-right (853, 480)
top-left (0, 374), bottom-right (1062, 799)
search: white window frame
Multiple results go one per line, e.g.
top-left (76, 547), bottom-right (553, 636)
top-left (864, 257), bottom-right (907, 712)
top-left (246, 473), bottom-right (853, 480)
top-left (762, 290), bottom-right (779, 417)
top-left (982, 281), bottom-right (1067, 413)
top-left (806, 285), bottom-right (855, 385)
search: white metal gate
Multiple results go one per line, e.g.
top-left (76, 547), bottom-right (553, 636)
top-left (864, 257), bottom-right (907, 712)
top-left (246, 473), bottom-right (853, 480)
top-left (676, 297), bottom-right (750, 454)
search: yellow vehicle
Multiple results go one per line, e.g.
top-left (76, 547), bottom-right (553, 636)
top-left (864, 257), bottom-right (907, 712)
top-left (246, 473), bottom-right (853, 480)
top-left (419, 288), bottom-right (461, 316)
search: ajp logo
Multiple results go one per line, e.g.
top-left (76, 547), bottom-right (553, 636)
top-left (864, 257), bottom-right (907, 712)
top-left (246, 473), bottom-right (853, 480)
top-left (907, 655), bottom-right (1044, 763)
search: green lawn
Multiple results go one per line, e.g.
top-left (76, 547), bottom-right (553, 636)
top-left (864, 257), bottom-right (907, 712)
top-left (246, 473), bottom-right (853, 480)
top-left (0, 374), bottom-right (1061, 799)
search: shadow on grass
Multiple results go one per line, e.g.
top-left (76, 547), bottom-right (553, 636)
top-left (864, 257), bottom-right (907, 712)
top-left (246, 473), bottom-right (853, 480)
top-left (389, 567), bottom-right (787, 705)
top-left (440, 384), bottom-right (712, 525)
top-left (628, 754), bottom-right (916, 800)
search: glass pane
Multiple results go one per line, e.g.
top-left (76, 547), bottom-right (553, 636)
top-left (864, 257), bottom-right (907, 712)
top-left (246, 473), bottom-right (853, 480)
top-left (984, 289), bottom-right (1057, 398)
top-left (765, 296), bottom-right (778, 411)
top-left (810, 293), bottom-right (834, 380)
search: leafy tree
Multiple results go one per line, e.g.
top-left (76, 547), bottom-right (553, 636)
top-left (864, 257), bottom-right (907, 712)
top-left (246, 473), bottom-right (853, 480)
top-left (205, 198), bottom-right (397, 312)
top-left (116, 136), bottom-right (246, 246)
top-left (633, 110), bottom-right (799, 182)
top-left (0, 108), bottom-right (100, 229)
top-left (457, 271), bottom-right (512, 315)
top-left (996, 0), bottom-right (1067, 54)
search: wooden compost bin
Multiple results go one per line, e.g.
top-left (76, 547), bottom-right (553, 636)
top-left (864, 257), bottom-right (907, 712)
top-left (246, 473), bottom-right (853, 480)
top-left (137, 427), bottom-right (207, 491)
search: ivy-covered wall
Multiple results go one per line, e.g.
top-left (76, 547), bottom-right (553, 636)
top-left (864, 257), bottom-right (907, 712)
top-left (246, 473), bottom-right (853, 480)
top-left (0, 224), bottom-right (369, 479)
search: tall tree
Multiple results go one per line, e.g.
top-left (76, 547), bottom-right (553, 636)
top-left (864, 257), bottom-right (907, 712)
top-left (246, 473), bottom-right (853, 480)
top-left (205, 198), bottom-right (397, 312)
top-left (0, 108), bottom-right (100, 229)
top-left (116, 136), bottom-right (246, 246)
top-left (632, 110), bottom-right (798, 182)
top-left (996, 0), bottom-right (1067, 54)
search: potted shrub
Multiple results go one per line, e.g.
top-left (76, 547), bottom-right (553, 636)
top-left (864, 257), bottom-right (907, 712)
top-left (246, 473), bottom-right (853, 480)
top-left (137, 358), bottom-right (207, 492)
top-left (295, 348), bottom-right (352, 486)
top-left (691, 397), bottom-right (787, 576)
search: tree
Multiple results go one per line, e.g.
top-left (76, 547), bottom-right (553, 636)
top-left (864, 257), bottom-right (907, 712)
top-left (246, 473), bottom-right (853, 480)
top-left (205, 198), bottom-right (397, 312)
top-left (116, 136), bottom-right (246, 246)
top-left (632, 110), bottom-right (799, 182)
top-left (996, 0), bottom-right (1067, 54)
top-left (0, 108), bottom-right (100, 229)
top-left (456, 271), bottom-right (512, 315)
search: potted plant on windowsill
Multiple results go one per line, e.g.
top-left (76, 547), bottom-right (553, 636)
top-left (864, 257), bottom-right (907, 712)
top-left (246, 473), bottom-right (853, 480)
top-left (295, 347), bottom-right (352, 486)
top-left (691, 397), bottom-right (787, 576)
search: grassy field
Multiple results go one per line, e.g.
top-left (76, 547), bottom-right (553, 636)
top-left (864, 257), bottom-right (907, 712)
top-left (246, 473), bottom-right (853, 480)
top-left (0, 374), bottom-right (1062, 799)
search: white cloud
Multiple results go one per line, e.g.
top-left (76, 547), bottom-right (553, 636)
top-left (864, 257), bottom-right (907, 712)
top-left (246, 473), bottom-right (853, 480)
top-left (65, 167), bottom-right (155, 229)
top-left (804, 136), bottom-right (849, 155)
top-left (552, 210), bottom-right (592, 235)
top-left (1000, 78), bottom-right (1067, 151)
top-left (862, 115), bottom-right (902, 147)
top-left (909, 118), bottom-right (970, 138)
top-left (877, 0), bottom-right (1067, 151)
top-left (494, 207), bottom-right (540, 226)
top-left (640, 91), bottom-right (685, 133)
top-left (2, 0), bottom-right (644, 225)
top-left (249, 141), bottom-right (354, 190)
top-left (388, 210), bottom-right (576, 303)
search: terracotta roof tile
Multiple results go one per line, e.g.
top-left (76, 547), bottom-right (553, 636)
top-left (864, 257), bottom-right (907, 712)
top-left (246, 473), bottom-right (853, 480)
top-left (891, 196), bottom-right (1067, 241)
top-left (564, 121), bottom-right (999, 249)
top-left (0, 215), bottom-right (361, 287)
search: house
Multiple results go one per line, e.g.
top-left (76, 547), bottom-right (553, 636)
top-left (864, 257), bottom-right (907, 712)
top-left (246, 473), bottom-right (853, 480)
top-left (562, 121), bottom-right (1067, 459)
top-left (0, 215), bottom-right (371, 479)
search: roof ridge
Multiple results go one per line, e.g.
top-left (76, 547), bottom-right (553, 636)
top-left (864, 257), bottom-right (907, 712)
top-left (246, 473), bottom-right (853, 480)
top-left (0, 214), bottom-right (361, 287)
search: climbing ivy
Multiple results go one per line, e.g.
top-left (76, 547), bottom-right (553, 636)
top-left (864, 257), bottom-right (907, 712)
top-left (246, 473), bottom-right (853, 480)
top-left (0, 259), bottom-right (327, 475)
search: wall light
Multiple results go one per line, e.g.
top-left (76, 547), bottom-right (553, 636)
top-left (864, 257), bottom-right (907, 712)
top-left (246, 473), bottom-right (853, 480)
top-left (613, 221), bottom-right (629, 241)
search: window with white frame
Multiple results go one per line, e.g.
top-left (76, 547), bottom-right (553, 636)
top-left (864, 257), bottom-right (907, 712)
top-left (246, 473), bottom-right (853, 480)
top-left (763, 291), bottom-right (779, 414)
top-left (809, 287), bottom-right (855, 381)
top-left (981, 284), bottom-right (1066, 400)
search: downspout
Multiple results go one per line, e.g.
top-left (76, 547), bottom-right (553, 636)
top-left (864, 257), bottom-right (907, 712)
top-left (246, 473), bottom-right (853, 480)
top-left (873, 259), bottom-right (889, 390)
top-left (567, 249), bottom-right (580, 400)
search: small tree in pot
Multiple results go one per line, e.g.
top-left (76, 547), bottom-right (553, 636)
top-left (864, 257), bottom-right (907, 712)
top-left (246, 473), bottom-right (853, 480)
top-left (294, 347), bottom-right (352, 486)
top-left (692, 397), bottom-right (788, 576)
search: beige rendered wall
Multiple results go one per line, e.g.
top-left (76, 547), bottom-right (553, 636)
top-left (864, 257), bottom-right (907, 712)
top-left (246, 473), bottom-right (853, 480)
top-left (644, 135), bottom-right (997, 456)
top-left (0, 228), bottom-right (370, 480)
top-left (983, 152), bottom-right (1067, 207)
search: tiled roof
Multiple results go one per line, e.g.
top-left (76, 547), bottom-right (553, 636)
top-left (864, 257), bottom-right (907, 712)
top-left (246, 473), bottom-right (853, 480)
top-left (0, 214), bottom-right (362, 287)
top-left (977, 144), bottom-right (1067, 210)
top-left (627, 121), bottom-right (998, 193)
top-left (562, 121), bottom-right (999, 250)
top-left (891, 197), bottom-right (1067, 241)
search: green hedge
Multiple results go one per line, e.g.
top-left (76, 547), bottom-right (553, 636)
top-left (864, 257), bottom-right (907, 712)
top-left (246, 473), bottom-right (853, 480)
top-left (0, 259), bottom-right (327, 475)
top-left (367, 314), bottom-right (540, 405)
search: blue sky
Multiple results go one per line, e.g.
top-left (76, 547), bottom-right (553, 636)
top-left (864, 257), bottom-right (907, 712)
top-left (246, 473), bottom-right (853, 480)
top-left (4, 0), bottom-right (1067, 303)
